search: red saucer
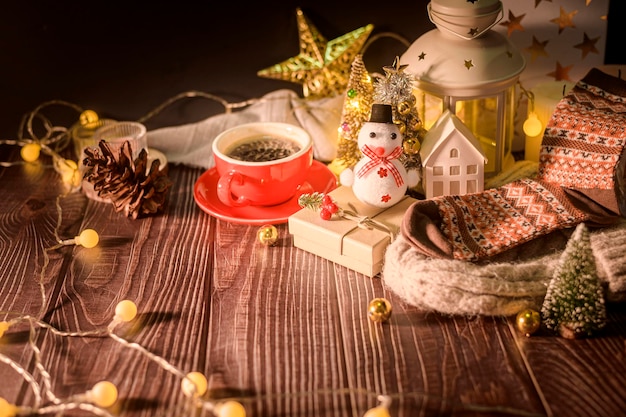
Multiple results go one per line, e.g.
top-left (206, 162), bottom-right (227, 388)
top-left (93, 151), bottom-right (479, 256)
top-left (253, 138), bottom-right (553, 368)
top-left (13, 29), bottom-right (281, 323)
top-left (193, 160), bottom-right (338, 225)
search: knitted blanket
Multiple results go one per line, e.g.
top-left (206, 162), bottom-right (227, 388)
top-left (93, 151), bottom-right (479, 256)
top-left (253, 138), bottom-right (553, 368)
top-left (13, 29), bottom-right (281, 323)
top-left (382, 220), bottom-right (626, 316)
top-left (146, 89), bottom-right (343, 167)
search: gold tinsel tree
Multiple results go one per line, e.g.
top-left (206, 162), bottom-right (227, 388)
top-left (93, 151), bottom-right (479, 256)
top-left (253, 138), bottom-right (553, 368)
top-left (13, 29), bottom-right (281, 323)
top-left (327, 54), bottom-right (373, 176)
top-left (373, 56), bottom-right (426, 171)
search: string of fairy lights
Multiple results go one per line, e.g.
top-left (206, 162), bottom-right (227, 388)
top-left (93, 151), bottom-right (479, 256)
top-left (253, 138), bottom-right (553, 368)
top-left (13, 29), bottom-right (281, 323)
top-left (0, 94), bottom-right (258, 417)
top-left (0, 89), bottom-right (552, 417)
top-left (0, 18), bottom-right (548, 412)
top-left (0, 93), bottom-right (369, 417)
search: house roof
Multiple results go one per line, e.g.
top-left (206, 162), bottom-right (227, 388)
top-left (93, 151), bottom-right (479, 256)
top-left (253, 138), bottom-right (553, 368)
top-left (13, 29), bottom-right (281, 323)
top-left (419, 109), bottom-right (488, 166)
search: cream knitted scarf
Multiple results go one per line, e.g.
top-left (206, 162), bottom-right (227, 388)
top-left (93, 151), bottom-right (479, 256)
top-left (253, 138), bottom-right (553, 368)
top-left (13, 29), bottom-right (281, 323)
top-left (382, 220), bottom-right (626, 316)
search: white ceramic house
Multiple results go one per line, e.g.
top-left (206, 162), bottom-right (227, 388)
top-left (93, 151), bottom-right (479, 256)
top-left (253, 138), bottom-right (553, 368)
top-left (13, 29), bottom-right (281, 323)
top-left (420, 109), bottom-right (487, 199)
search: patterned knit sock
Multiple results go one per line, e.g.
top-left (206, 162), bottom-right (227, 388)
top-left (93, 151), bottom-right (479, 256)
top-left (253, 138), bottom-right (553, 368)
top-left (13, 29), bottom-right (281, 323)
top-left (537, 67), bottom-right (626, 222)
top-left (401, 68), bottom-right (626, 262)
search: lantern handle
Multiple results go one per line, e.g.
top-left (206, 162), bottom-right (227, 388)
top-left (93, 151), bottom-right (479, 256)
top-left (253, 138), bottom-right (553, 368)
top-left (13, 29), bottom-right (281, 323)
top-left (427, 2), bottom-right (504, 41)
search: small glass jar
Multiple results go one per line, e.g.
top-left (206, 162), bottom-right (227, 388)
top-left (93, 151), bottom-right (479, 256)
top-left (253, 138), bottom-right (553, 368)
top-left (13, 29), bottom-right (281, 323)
top-left (80, 121), bottom-right (148, 202)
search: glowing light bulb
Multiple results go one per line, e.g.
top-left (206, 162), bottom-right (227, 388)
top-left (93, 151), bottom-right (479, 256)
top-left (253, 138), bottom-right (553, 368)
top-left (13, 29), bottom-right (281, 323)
top-left (0, 397), bottom-right (17, 417)
top-left (88, 381), bottom-right (118, 408)
top-left (20, 143), bottom-right (41, 162)
top-left (363, 406), bottom-right (391, 417)
top-left (74, 229), bottom-right (99, 248)
top-left (181, 372), bottom-right (208, 398)
top-left (114, 300), bottom-right (137, 322)
top-left (56, 159), bottom-right (80, 186)
top-left (214, 400), bottom-right (246, 417)
top-left (523, 112), bottom-right (543, 137)
top-left (79, 110), bottom-right (99, 127)
top-left (0, 321), bottom-right (10, 339)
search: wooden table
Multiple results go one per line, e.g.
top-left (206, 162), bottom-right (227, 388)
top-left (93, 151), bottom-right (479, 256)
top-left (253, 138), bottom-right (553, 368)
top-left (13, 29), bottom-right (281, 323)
top-left (1, 143), bottom-right (625, 417)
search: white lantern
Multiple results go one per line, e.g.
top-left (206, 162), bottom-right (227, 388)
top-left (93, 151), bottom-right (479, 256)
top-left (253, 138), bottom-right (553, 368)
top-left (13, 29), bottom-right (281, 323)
top-left (400, 0), bottom-right (526, 177)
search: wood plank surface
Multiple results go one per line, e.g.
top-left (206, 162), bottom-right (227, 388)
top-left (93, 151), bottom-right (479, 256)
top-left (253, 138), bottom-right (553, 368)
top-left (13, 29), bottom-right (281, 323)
top-left (1, 145), bottom-right (626, 417)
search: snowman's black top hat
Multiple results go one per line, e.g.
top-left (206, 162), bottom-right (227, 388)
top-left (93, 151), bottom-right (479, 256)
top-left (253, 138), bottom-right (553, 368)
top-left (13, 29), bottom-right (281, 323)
top-left (369, 103), bottom-right (394, 124)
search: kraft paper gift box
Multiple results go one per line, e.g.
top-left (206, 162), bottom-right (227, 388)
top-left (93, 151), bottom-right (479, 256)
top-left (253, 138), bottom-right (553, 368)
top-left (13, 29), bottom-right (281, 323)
top-left (288, 186), bottom-right (417, 277)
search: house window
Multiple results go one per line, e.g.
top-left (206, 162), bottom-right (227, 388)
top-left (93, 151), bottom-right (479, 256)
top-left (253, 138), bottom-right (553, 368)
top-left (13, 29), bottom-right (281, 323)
top-left (467, 164), bottom-right (477, 175)
top-left (433, 166), bottom-right (444, 176)
top-left (450, 148), bottom-right (459, 158)
top-left (450, 181), bottom-right (460, 194)
top-left (450, 165), bottom-right (460, 175)
top-left (467, 179), bottom-right (477, 193)
top-left (433, 181), bottom-right (444, 196)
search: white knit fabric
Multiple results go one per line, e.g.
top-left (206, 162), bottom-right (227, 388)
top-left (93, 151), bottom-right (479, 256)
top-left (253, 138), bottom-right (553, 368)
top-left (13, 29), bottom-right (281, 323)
top-left (382, 220), bottom-right (626, 316)
top-left (146, 89), bottom-right (343, 168)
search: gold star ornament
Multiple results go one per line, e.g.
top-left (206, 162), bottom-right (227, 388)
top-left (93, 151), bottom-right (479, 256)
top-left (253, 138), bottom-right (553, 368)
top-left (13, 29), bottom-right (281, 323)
top-left (257, 8), bottom-right (374, 99)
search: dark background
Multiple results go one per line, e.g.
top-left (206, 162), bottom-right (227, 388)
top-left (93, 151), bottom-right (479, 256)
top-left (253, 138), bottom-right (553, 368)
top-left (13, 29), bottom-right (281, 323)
top-left (1, 1), bottom-right (624, 141)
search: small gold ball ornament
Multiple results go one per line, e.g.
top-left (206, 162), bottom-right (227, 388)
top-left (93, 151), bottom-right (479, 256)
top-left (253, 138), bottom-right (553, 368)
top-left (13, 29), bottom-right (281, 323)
top-left (407, 116), bottom-right (422, 131)
top-left (403, 138), bottom-right (421, 155)
top-left (258, 224), bottom-right (278, 246)
top-left (516, 308), bottom-right (541, 337)
top-left (368, 298), bottom-right (392, 323)
top-left (394, 120), bottom-right (406, 135)
top-left (396, 101), bottom-right (411, 115)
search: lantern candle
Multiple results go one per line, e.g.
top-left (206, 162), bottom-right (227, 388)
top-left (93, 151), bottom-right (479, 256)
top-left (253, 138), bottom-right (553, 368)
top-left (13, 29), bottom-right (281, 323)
top-left (400, 0), bottom-right (525, 179)
top-left (524, 81), bottom-right (574, 162)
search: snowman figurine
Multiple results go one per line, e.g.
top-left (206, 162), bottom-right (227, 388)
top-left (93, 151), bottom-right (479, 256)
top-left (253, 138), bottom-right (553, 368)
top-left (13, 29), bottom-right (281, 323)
top-left (340, 103), bottom-right (419, 208)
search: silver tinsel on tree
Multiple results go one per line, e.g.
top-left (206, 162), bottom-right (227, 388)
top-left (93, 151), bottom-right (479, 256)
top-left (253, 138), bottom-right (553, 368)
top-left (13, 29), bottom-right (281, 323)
top-left (373, 56), bottom-right (425, 172)
top-left (541, 223), bottom-right (607, 339)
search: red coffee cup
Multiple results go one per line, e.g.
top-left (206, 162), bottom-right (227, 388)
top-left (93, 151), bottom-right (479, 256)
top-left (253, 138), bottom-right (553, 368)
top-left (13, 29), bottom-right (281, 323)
top-left (212, 122), bottom-right (313, 207)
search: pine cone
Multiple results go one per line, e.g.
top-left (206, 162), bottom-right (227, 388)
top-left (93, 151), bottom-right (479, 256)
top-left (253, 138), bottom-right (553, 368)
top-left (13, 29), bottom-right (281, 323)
top-left (83, 140), bottom-right (172, 219)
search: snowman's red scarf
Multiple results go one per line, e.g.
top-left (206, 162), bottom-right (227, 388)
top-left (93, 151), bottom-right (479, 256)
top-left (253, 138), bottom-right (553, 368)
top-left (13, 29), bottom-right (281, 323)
top-left (356, 145), bottom-right (404, 187)
top-left (401, 68), bottom-right (626, 262)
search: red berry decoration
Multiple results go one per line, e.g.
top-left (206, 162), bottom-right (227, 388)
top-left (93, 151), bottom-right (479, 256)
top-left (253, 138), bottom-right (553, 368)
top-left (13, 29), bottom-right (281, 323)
top-left (319, 208), bottom-right (332, 220)
top-left (298, 192), bottom-right (343, 221)
top-left (321, 194), bottom-right (339, 215)
top-left (325, 202), bottom-right (339, 214)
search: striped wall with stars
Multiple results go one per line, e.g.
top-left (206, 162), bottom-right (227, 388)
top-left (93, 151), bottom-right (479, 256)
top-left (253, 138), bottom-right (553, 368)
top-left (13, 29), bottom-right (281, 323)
top-left (495, 0), bottom-right (609, 88)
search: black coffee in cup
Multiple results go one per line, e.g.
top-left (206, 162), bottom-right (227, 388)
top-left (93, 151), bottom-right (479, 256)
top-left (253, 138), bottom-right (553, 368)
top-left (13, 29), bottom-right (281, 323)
top-left (226, 136), bottom-right (301, 162)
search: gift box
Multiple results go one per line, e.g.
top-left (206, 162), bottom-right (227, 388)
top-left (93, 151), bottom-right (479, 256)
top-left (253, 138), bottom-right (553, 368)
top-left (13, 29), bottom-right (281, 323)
top-left (288, 186), bottom-right (417, 277)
